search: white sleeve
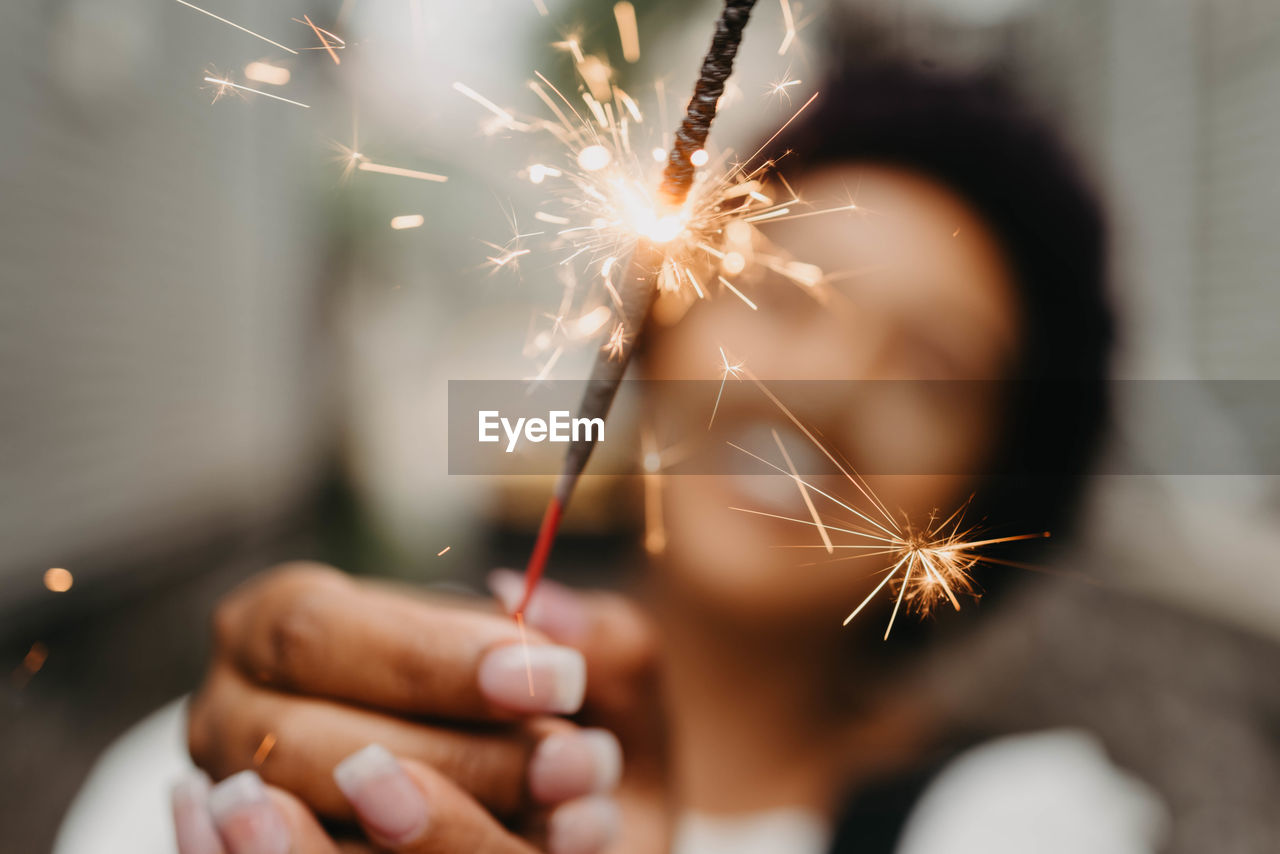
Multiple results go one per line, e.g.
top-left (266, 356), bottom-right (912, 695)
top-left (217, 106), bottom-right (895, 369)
top-left (896, 729), bottom-right (1169, 854)
top-left (53, 697), bottom-right (192, 854)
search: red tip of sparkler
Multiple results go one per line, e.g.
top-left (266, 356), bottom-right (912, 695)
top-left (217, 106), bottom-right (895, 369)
top-left (515, 496), bottom-right (564, 617)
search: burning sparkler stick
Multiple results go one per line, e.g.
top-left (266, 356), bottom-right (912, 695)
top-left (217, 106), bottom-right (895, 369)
top-left (513, 0), bottom-right (761, 616)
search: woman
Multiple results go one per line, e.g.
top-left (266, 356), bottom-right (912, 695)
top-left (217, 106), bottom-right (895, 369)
top-left (173, 61), bottom-right (1128, 854)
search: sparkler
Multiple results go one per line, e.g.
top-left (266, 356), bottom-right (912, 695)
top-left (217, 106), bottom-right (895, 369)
top-left (728, 373), bottom-right (1048, 639)
top-left (510, 0), bottom-right (762, 616)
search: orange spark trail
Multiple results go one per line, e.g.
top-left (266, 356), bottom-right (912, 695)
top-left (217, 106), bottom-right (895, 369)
top-left (302, 15), bottom-right (341, 64)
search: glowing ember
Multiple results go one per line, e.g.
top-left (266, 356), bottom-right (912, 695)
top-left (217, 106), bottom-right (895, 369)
top-left (252, 733), bottom-right (277, 766)
top-left (613, 2), bottom-right (641, 63)
top-left (576, 145), bottom-right (613, 172)
top-left (390, 214), bottom-right (425, 230)
top-left (44, 567), bottom-right (73, 593)
top-left (243, 62), bottom-right (290, 86)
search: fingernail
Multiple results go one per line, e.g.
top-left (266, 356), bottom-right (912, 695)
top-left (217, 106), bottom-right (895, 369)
top-left (479, 644), bottom-right (586, 714)
top-left (172, 771), bottom-right (223, 854)
top-left (489, 569), bottom-right (590, 643)
top-left (529, 729), bottom-right (624, 804)
top-left (548, 796), bottom-right (620, 854)
top-left (206, 771), bottom-right (289, 854)
top-left (333, 744), bottom-right (429, 845)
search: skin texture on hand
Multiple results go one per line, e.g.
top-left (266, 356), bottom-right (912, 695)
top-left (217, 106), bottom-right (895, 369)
top-left (184, 562), bottom-right (666, 853)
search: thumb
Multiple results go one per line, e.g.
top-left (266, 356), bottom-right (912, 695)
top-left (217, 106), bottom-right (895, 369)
top-left (487, 570), bottom-right (659, 722)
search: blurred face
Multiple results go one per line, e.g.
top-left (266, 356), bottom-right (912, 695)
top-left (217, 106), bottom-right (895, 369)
top-left (645, 165), bottom-right (1022, 626)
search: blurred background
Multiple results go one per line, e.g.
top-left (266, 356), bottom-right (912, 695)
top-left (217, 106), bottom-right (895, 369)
top-left (3, 0), bottom-right (1280, 851)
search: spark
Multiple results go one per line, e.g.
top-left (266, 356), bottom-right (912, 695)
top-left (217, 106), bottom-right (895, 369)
top-left (574, 305), bottom-right (613, 337)
top-left (718, 276), bottom-right (758, 310)
top-left (528, 163), bottom-right (563, 184)
top-left (390, 214), bottom-right (424, 230)
top-left (437, 546), bottom-right (451, 556)
top-left (766, 71), bottom-right (802, 104)
top-left (356, 160), bottom-right (448, 182)
top-left (203, 76), bottom-right (310, 108)
top-left (452, 81), bottom-right (517, 128)
top-left (778, 0), bottom-right (797, 55)
top-left (485, 246), bottom-right (532, 271)
top-left (708, 346), bottom-right (744, 428)
top-left (603, 323), bottom-right (629, 360)
top-left (300, 14), bottom-right (341, 64)
top-left (730, 376), bottom-right (1048, 638)
top-left (515, 612), bottom-right (536, 697)
top-left (173, 0), bottom-right (298, 54)
top-left (252, 733), bottom-right (277, 766)
top-left (641, 428), bottom-right (667, 555)
top-left (614, 2), bottom-right (641, 63)
top-left (44, 567), bottom-right (73, 593)
top-left (772, 428), bottom-right (834, 554)
top-left (457, 53), bottom-right (855, 367)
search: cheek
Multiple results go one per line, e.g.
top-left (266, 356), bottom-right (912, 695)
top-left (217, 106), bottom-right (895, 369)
top-left (654, 472), bottom-right (885, 623)
top-left (842, 385), bottom-right (1006, 499)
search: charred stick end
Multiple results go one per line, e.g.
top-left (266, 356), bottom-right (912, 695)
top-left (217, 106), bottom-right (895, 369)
top-left (659, 0), bottom-right (759, 206)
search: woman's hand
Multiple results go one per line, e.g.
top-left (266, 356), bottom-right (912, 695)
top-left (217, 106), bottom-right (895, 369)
top-left (183, 563), bottom-right (664, 853)
top-left (172, 746), bottom-right (619, 854)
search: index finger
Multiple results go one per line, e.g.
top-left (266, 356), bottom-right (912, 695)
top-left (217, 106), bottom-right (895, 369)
top-left (214, 563), bottom-right (586, 720)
